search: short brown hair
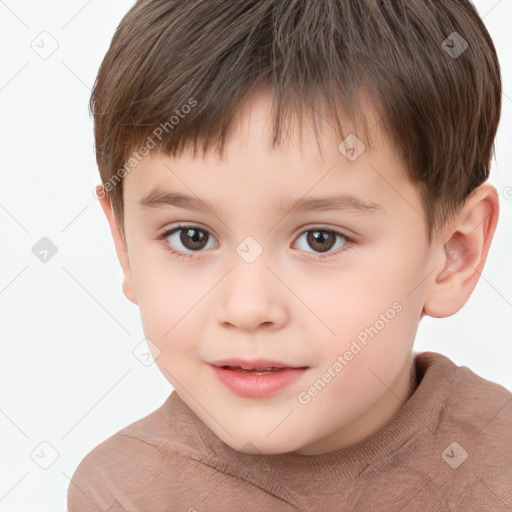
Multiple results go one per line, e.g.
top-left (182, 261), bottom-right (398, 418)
top-left (90, 0), bottom-right (501, 244)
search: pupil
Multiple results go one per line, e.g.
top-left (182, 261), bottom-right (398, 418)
top-left (181, 228), bottom-right (207, 250)
top-left (177, 229), bottom-right (336, 253)
top-left (307, 230), bottom-right (335, 253)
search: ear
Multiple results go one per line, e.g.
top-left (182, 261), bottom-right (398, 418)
top-left (423, 182), bottom-right (499, 318)
top-left (97, 184), bottom-right (138, 305)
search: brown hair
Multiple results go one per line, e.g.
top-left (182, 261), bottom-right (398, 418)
top-left (90, 0), bottom-right (501, 244)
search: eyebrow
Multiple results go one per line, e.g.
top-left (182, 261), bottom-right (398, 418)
top-left (139, 190), bottom-right (383, 215)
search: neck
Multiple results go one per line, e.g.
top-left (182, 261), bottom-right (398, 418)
top-left (294, 350), bottom-right (418, 455)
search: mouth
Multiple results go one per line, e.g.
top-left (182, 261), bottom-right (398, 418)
top-left (218, 366), bottom-right (288, 375)
top-left (209, 358), bottom-right (308, 373)
top-left (208, 359), bottom-right (309, 397)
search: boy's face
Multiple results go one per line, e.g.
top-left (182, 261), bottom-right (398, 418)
top-left (102, 90), bottom-right (442, 455)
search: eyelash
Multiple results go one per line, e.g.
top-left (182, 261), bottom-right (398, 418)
top-left (158, 224), bottom-right (356, 261)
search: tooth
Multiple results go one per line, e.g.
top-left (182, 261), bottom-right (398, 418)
top-left (221, 365), bottom-right (286, 372)
top-left (240, 366), bottom-right (274, 370)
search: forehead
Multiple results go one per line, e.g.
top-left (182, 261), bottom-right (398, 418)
top-left (123, 89), bottom-right (413, 218)
top-left (217, 86), bottom-right (377, 163)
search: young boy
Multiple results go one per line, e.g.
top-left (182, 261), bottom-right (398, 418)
top-left (68, 0), bottom-right (511, 510)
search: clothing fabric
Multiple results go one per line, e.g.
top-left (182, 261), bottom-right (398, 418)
top-left (67, 351), bottom-right (512, 511)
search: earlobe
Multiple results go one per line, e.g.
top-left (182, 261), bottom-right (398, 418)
top-left (422, 183), bottom-right (499, 318)
top-left (97, 184), bottom-right (138, 305)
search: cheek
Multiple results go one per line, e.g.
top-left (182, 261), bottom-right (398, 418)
top-left (305, 249), bottom-right (418, 367)
top-left (132, 260), bottom-right (201, 351)
top-left (308, 265), bottom-right (404, 339)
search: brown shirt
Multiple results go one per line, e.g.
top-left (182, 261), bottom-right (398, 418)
top-left (67, 351), bottom-right (512, 511)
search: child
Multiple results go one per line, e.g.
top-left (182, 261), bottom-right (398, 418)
top-left (68, 0), bottom-right (511, 510)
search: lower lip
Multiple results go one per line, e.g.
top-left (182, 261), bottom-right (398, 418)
top-left (210, 365), bottom-right (308, 398)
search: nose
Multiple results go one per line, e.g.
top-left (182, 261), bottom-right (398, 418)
top-left (215, 252), bottom-right (289, 332)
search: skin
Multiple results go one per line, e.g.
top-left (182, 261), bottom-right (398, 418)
top-left (98, 89), bottom-right (499, 456)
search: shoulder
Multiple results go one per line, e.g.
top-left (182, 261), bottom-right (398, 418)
top-left (443, 353), bottom-right (511, 436)
top-left (67, 392), bottom-right (204, 511)
top-left (416, 352), bottom-right (511, 510)
top-left (415, 351), bottom-right (511, 430)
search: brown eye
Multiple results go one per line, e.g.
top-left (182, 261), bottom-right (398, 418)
top-left (294, 228), bottom-right (353, 257)
top-left (161, 225), bottom-right (217, 258)
top-left (306, 230), bottom-right (337, 253)
top-left (160, 224), bottom-right (354, 261)
top-left (179, 227), bottom-right (209, 250)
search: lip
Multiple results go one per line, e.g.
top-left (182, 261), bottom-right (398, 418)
top-left (209, 358), bottom-right (306, 370)
top-left (209, 363), bottom-right (308, 398)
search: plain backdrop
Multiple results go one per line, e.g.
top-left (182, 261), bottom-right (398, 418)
top-left (0, 1), bottom-right (511, 510)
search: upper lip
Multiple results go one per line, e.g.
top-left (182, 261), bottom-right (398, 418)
top-left (209, 358), bottom-right (308, 370)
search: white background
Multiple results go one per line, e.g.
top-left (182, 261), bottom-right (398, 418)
top-left (0, 1), bottom-right (511, 510)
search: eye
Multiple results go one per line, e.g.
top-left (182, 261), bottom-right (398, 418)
top-left (293, 227), bottom-right (354, 258)
top-left (159, 224), bottom-right (355, 261)
top-left (159, 224), bottom-right (217, 260)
